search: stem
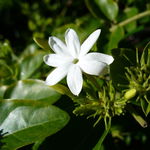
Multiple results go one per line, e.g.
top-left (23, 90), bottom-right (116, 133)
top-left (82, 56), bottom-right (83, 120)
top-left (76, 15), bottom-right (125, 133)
top-left (93, 118), bottom-right (111, 150)
top-left (110, 10), bottom-right (150, 32)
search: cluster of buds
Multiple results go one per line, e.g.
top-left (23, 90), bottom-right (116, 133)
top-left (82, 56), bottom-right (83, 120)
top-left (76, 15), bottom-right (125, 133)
top-left (125, 46), bottom-right (150, 115)
top-left (73, 80), bottom-right (127, 127)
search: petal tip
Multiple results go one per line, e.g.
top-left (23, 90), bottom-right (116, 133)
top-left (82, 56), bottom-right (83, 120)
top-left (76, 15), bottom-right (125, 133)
top-left (71, 89), bottom-right (81, 96)
top-left (45, 79), bottom-right (54, 86)
top-left (48, 36), bottom-right (56, 48)
top-left (43, 55), bottom-right (49, 65)
top-left (65, 28), bottom-right (76, 35)
top-left (95, 29), bottom-right (101, 36)
top-left (108, 56), bottom-right (114, 65)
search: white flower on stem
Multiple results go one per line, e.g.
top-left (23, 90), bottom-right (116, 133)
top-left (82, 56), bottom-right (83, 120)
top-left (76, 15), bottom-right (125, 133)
top-left (44, 28), bottom-right (114, 95)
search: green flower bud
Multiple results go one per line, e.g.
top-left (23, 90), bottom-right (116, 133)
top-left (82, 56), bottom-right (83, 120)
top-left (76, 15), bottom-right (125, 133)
top-left (124, 89), bottom-right (137, 100)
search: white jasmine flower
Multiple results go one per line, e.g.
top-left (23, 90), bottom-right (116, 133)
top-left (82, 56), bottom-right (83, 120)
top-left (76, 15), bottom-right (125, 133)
top-left (44, 28), bottom-right (114, 95)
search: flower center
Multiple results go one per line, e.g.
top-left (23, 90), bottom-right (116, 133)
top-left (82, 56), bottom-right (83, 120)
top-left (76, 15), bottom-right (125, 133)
top-left (73, 58), bottom-right (79, 64)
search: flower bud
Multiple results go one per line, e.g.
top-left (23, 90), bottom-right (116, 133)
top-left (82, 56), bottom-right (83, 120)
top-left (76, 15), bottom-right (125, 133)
top-left (124, 89), bottom-right (136, 100)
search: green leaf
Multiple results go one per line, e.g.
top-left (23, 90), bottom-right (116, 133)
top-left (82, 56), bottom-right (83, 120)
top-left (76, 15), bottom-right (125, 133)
top-left (0, 61), bottom-right (13, 78)
top-left (110, 48), bottom-right (136, 89)
top-left (140, 42), bottom-right (150, 67)
top-left (4, 79), bottom-right (61, 104)
top-left (94, 0), bottom-right (118, 21)
top-left (33, 37), bottom-right (52, 51)
top-left (32, 139), bottom-right (45, 150)
top-left (19, 51), bottom-right (45, 80)
top-left (20, 44), bottom-right (38, 57)
top-left (93, 118), bottom-right (111, 150)
top-left (0, 99), bottom-right (70, 150)
top-left (0, 86), bottom-right (7, 99)
top-left (51, 84), bottom-right (75, 99)
top-left (147, 48), bottom-right (150, 67)
top-left (141, 98), bottom-right (150, 116)
top-left (124, 7), bottom-right (138, 33)
top-left (107, 27), bottom-right (124, 53)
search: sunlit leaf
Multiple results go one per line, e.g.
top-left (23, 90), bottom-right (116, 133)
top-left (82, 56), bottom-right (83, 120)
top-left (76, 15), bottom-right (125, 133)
top-left (0, 99), bottom-right (70, 150)
top-left (94, 0), bottom-right (118, 21)
top-left (4, 79), bottom-right (61, 104)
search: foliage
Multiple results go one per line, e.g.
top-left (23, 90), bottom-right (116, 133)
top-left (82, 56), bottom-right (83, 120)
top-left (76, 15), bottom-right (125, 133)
top-left (0, 0), bottom-right (150, 150)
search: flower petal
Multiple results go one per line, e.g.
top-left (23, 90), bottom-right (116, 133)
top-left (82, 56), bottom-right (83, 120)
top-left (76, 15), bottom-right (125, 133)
top-left (82, 52), bottom-right (114, 65)
top-left (79, 59), bottom-right (107, 76)
top-left (65, 29), bottom-right (80, 58)
top-left (45, 63), bottom-right (71, 85)
top-left (80, 29), bottom-right (101, 56)
top-left (49, 36), bottom-right (69, 55)
top-left (67, 64), bottom-right (83, 95)
top-left (43, 54), bottom-right (73, 67)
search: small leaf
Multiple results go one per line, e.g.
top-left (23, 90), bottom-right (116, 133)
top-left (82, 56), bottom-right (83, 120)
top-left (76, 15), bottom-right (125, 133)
top-left (140, 42), bottom-right (150, 67)
top-left (124, 7), bottom-right (138, 33)
top-left (94, 0), bottom-right (119, 21)
top-left (0, 61), bottom-right (13, 78)
top-left (141, 98), bottom-right (150, 116)
top-left (0, 86), bottom-right (7, 99)
top-left (4, 79), bottom-right (61, 104)
top-left (147, 48), bottom-right (150, 67)
top-left (51, 84), bottom-right (75, 99)
top-left (33, 37), bottom-right (52, 51)
top-left (107, 27), bottom-right (124, 53)
top-left (0, 99), bottom-right (70, 150)
top-left (19, 51), bottom-right (45, 80)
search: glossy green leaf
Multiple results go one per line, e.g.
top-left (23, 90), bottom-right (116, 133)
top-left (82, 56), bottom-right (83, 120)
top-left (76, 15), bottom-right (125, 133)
top-left (94, 0), bottom-right (118, 21)
top-left (33, 37), bottom-right (51, 51)
top-left (107, 27), bottom-right (124, 53)
top-left (4, 79), bottom-right (61, 104)
top-left (19, 51), bottom-right (45, 80)
top-left (0, 99), bottom-right (70, 150)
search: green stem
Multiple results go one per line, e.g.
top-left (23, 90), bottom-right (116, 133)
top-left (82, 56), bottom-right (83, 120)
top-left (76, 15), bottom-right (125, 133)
top-left (110, 10), bottom-right (150, 32)
top-left (93, 118), bottom-right (111, 150)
